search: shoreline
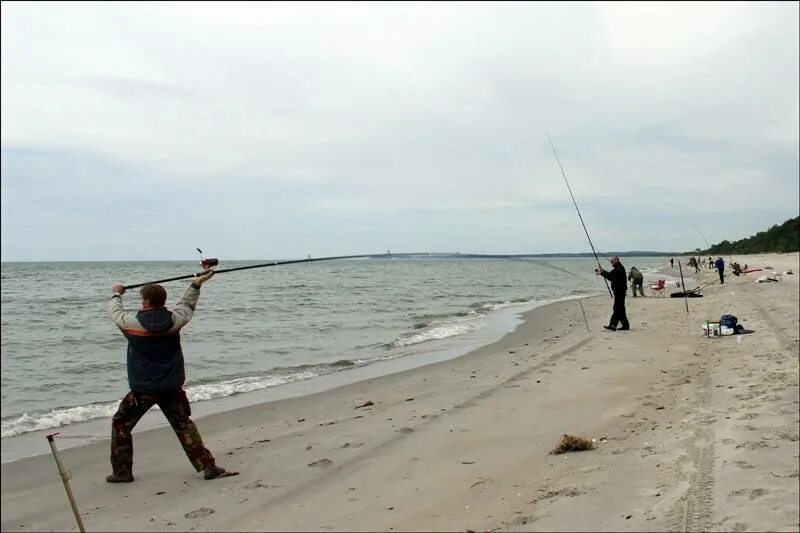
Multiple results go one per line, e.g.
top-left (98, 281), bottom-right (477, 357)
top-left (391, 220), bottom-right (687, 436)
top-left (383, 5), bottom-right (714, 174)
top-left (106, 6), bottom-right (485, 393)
top-left (2, 252), bottom-right (797, 532)
top-left (1, 293), bottom-right (599, 464)
top-left (0, 255), bottom-right (677, 449)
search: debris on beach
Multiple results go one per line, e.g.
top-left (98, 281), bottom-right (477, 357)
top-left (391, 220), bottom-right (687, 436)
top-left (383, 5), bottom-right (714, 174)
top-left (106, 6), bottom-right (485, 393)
top-left (355, 400), bottom-right (374, 409)
top-left (550, 434), bottom-right (595, 454)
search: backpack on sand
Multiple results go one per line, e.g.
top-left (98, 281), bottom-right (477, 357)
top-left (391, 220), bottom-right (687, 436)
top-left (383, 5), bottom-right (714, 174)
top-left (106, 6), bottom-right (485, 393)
top-left (720, 314), bottom-right (738, 329)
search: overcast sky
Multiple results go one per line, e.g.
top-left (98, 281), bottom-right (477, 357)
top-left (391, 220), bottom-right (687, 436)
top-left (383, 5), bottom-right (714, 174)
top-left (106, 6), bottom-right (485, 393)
top-left (2, 1), bottom-right (798, 261)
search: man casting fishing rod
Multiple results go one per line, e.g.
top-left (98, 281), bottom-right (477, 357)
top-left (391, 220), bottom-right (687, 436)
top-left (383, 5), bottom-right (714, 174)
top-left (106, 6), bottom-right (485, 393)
top-left (596, 256), bottom-right (630, 331)
top-left (106, 270), bottom-right (238, 483)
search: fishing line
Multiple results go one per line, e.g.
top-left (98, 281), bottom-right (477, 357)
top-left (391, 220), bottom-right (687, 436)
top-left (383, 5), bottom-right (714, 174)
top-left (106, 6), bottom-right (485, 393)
top-left (546, 132), bottom-right (613, 297)
top-left (441, 253), bottom-right (586, 279)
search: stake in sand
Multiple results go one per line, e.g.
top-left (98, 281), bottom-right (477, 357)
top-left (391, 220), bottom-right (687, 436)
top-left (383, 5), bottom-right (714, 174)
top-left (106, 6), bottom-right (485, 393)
top-left (47, 433), bottom-right (85, 533)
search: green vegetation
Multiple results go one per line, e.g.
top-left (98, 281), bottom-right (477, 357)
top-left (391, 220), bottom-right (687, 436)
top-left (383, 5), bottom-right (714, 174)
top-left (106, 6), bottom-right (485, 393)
top-left (700, 216), bottom-right (800, 255)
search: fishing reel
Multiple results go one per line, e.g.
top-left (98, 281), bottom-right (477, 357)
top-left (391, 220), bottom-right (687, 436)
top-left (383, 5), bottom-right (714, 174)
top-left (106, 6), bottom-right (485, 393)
top-left (196, 248), bottom-right (219, 270)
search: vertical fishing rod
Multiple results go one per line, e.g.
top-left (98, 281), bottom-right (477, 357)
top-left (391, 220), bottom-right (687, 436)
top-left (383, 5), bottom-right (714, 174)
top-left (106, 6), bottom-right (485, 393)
top-left (677, 260), bottom-right (689, 314)
top-left (46, 433), bottom-right (85, 533)
top-left (692, 224), bottom-right (711, 277)
top-left (693, 225), bottom-right (710, 250)
top-left (547, 132), bottom-right (612, 297)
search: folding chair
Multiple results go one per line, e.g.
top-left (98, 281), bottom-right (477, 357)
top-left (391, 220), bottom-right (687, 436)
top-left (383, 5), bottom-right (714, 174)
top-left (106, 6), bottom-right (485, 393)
top-left (649, 279), bottom-right (666, 297)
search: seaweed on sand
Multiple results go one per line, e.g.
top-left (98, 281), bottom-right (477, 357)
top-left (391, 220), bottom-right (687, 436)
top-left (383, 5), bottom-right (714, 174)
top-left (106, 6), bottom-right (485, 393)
top-left (550, 434), bottom-right (595, 454)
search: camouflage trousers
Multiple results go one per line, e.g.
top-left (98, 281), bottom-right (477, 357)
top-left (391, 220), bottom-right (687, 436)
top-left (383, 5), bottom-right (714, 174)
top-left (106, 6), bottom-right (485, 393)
top-left (110, 389), bottom-right (215, 476)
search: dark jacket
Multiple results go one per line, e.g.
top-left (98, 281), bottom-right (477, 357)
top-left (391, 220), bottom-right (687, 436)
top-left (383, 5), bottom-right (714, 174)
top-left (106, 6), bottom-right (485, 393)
top-left (628, 267), bottom-right (643, 283)
top-left (715, 258), bottom-right (724, 272)
top-left (601, 262), bottom-right (628, 294)
top-left (110, 283), bottom-right (201, 393)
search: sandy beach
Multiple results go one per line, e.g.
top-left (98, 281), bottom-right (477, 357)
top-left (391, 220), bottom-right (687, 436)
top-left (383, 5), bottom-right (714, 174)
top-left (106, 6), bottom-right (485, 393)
top-left (2, 253), bottom-right (798, 532)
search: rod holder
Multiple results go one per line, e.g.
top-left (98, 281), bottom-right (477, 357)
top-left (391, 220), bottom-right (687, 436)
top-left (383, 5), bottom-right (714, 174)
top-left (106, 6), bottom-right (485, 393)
top-left (46, 433), bottom-right (86, 533)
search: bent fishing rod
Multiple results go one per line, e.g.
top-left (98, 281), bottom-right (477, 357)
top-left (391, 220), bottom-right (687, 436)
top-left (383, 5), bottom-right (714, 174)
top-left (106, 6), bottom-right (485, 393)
top-left (122, 253), bottom-right (388, 290)
top-left (546, 132), bottom-right (613, 297)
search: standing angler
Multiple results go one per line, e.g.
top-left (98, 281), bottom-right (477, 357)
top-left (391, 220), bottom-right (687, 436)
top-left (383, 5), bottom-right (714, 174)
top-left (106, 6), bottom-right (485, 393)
top-left (106, 271), bottom-right (238, 483)
top-left (596, 256), bottom-right (630, 331)
top-left (715, 256), bottom-right (725, 284)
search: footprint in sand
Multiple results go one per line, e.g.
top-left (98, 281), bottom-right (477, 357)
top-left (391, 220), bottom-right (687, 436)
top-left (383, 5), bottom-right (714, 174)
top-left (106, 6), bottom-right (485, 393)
top-left (736, 440), bottom-right (772, 450)
top-left (185, 507), bottom-right (215, 519)
top-left (509, 515), bottom-right (535, 526)
top-left (532, 487), bottom-right (585, 503)
top-left (733, 461), bottom-right (754, 469)
top-left (245, 480), bottom-right (282, 490)
top-left (308, 458), bottom-right (334, 468)
top-left (340, 442), bottom-right (365, 449)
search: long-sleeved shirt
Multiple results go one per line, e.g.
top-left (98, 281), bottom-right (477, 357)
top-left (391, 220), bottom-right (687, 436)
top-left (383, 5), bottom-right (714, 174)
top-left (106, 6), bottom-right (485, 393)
top-left (109, 283), bottom-right (202, 393)
top-left (601, 262), bottom-right (628, 294)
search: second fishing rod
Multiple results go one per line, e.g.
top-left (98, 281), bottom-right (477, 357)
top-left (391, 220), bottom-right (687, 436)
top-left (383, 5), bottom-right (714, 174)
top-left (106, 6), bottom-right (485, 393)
top-left (547, 132), bottom-right (613, 297)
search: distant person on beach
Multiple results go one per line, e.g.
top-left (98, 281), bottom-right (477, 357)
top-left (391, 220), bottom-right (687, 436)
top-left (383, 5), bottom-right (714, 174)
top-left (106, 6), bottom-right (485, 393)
top-left (715, 257), bottom-right (725, 284)
top-left (628, 266), bottom-right (645, 297)
top-left (106, 271), bottom-right (238, 483)
top-left (670, 257), bottom-right (674, 268)
top-left (596, 256), bottom-right (630, 331)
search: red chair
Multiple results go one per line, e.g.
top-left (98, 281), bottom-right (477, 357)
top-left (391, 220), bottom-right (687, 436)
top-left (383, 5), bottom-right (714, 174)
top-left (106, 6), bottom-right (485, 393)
top-left (649, 279), bottom-right (666, 297)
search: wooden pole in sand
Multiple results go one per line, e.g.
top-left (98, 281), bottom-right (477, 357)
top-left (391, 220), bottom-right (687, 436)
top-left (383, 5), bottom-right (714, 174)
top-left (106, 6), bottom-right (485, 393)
top-left (46, 433), bottom-right (86, 533)
top-left (677, 260), bottom-right (689, 314)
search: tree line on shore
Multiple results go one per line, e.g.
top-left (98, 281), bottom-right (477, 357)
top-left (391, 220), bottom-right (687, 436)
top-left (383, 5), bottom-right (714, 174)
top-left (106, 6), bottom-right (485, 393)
top-left (698, 216), bottom-right (800, 255)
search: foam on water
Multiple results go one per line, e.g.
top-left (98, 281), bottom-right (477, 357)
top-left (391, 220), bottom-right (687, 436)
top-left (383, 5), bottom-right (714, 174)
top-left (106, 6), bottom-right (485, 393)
top-left (1, 404), bottom-right (119, 438)
top-left (389, 315), bottom-right (485, 348)
top-left (1, 371), bottom-right (321, 437)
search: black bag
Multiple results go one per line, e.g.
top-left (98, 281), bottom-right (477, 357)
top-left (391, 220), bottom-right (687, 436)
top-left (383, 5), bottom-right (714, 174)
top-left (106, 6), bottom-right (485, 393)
top-left (720, 314), bottom-right (738, 329)
top-left (670, 291), bottom-right (703, 298)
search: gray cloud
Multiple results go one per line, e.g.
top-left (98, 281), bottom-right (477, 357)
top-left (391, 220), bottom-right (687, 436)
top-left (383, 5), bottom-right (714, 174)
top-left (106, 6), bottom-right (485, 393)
top-left (1, 1), bottom-right (798, 260)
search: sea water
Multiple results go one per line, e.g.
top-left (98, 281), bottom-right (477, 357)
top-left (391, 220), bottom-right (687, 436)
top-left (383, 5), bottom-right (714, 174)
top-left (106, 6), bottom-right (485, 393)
top-left (1, 256), bottom-right (680, 461)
